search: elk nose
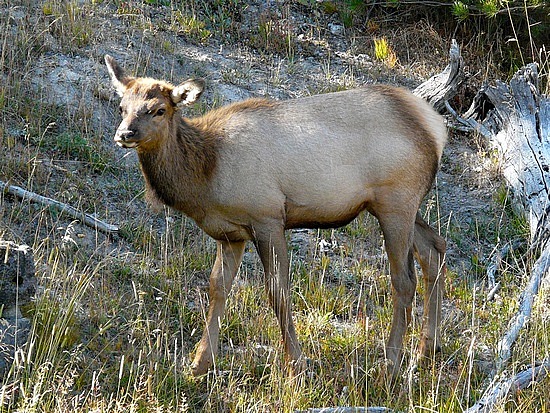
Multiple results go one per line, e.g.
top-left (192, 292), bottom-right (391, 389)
top-left (115, 129), bottom-right (135, 141)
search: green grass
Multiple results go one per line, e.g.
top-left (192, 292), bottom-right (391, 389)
top-left (1, 1), bottom-right (549, 412)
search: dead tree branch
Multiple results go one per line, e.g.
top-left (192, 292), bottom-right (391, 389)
top-left (465, 359), bottom-right (550, 413)
top-left (0, 180), bottom-right (119, 234)
top-left (413, 38), bottom-right (465, 111)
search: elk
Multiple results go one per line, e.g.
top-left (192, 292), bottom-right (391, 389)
top-left (105, 54), bottom-right (447, 377)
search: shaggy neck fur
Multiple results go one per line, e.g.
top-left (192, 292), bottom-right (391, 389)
top-left (137, 113), bottom-right (219, 217)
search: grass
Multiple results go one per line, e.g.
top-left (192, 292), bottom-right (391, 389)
top-left (1, 1), bottom-right (549, 412)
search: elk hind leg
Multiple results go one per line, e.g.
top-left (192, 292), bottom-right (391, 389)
top-left (378, 212), bottom-right (417, 375)
top-left (413, 212), bottom-right (446, 359)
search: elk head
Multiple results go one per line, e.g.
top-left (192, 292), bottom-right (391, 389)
top-left (105, 55), bottom-right (205, 151)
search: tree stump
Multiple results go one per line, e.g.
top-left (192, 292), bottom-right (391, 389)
top-left (460, 64), bottom-right (550, 412)
top-left (463, 63), bottom-right (550, 246)
top-left (0, 241), bottom-right (36, 378)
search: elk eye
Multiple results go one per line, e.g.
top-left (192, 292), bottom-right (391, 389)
top-left (154, 108), bottom-right (166, 117)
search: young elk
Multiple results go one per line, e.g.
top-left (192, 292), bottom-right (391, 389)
top-left (105, 55), bottom-right (446, 377)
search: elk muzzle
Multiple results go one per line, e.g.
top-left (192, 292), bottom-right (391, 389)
top-left (114, 128), bottom-right (139, 148)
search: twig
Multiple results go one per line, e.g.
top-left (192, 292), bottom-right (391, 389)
top-left (0, 180), bottom-right (119, 234)
top-left (465, 359), bottom-right (550, 413)
top-left (486, 282), bottom-right (501, 302)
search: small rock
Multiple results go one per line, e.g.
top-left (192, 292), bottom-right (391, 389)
top-left (0, 241), bottom-right (36, 378)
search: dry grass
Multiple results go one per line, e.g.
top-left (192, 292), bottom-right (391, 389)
top-left (1, 1), bottom-right (549, 412)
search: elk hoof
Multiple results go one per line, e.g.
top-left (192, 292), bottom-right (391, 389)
top-left (419, 337), bottom-right (441, 359)
top-left (190, 359), bottom-right (211, 377)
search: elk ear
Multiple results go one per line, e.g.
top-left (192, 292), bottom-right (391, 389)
top-left (171, 79), bottom-right (205, 106)
top-left (105, 54), bottom-right (132, 97)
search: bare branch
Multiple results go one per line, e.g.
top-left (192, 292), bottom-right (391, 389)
top-left (496, 244), bottom-right (550, 371)
top-left (0, 180), bottom-right (119, 235)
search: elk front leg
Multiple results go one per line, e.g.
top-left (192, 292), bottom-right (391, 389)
top-left (191, 240), bottom-right (245, 376)
top-left (413, 213), bottom-right (446, 359)
top-left (254, 224), bottom-right (303, 375)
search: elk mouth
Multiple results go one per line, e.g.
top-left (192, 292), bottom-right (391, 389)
top-left (114, 137), bottom-right (139, 148)
top-left (114, 132), bottom-right (139, 148)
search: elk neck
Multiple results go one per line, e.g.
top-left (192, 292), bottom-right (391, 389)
top-left (137, 114), bottom-right (219, 219)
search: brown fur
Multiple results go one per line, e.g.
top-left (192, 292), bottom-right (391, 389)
top-left (105, 54), bottom-right (447, 379)
top-left (190, 98), bottom-right (278, 137)
top-left (371, 85), bottom-right (441, 191)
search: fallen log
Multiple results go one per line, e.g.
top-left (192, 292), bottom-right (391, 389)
top-left (0, 180), bottom-right (119, 234)
top-left (462, 63), bottom-right (550, 244)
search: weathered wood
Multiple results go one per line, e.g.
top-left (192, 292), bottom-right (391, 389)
top-left (459, 64), bottom-right (550, 412)
top-left (413, 39), bottom-right (465, 111)
top-left (0, 180), bottom-right (119, 234)
top-left (464, 64), bottom-right (550, 241)
top-left (465, 359), bottom-right (550, 413)
top-left (462, 64), bottom-right (550, 367)
top-left (495, 245), bottom-right (550, 372)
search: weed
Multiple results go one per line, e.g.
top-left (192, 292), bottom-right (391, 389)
top-left (44, 1), bottom-right (95, 48)
top-left (169, 0), bottom-right (243, 42)
top-left (250, 10), bottom-right (296, 58)
top-left (374, 38), bottom-right (398, 68)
